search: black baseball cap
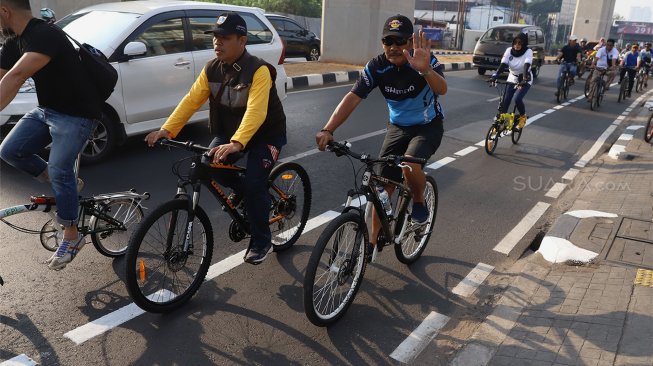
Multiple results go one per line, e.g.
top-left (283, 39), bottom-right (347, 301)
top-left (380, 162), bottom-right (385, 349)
top-left (382, 14), bottom-right (413, 39)
top-left (205, 12), bottom-right (247, 36)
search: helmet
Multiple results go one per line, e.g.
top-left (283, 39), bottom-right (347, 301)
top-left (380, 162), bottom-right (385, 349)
top-left (580, 38), bottom-right (587, 43)
top-left (569, 35), bottom-right (578, 41)
top-left (40, 8), bottom-right (56, 23)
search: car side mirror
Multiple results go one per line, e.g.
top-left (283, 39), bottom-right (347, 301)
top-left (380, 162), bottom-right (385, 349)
top-left (124, 41), bottom-right (147, 57)
top-left (300, 29), bottom-right (308, 36)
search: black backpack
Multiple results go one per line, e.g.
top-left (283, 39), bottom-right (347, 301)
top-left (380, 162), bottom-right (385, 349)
top-left (64, 31), bottom-right (118, 102)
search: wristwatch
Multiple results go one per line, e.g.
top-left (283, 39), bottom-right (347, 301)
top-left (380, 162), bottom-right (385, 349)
top-left (418, 69), bottom-right (432, 76)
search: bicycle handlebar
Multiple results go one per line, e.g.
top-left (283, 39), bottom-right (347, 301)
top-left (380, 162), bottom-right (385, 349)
top-left (327, 141), bottom-right (427, 166)
top-left (157, 138), bottom-right (210, 154)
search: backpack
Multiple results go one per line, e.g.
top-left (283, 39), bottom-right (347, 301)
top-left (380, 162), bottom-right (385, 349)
top-left (63, 31), bottom-right (118, 102)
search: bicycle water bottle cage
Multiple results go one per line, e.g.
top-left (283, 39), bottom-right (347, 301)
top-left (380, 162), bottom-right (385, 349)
top-left (30, 195), bottom-right (56, 205)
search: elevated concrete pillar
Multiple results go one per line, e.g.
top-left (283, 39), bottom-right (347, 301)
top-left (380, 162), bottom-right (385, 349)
top-left (571, 0), bottom-right (616, 41)
top-left (321, 0), bottom-right (414, 64)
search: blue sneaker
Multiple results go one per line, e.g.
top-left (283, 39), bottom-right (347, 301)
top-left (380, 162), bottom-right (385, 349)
top-left (411, 202), bottom-right (429, 225)
top-left (46, 233), bottom-right (85, 270)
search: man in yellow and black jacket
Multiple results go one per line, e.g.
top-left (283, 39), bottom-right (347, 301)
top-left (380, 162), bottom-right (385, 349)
top-left (145, 12), bottom-right (286, 265)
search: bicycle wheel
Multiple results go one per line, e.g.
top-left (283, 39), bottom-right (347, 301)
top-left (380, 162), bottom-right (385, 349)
top-left (511, 123), bottom-right (522, 144)
top-left (395, 175), bottom-right (438, 264)
top-left (636, 75), bottom-right (643, 93)
top-left (597, 82), bottom-right (605, 106)
top-left (563, 77), bottom-right (570, 99)
top-left (40, 219), bottom-right (60, 251)
top-left (125, 199), bottom-right (213, 313)
top-left (618, 79), bottom-right (626, 102)
top-left (645, 114), bottom-right (653, 143)
top-left (556, 83), bottom-right (563, 103)
top-left (90, 199), bottom-right (144, 257)
top-left (584, 77), bottom-right (591, 97)
top-left (268, 162), bottom-right (312, 251)
top-left (303, 212), bottom-right (368, 327)
top-left (485, 124), bottom-right (499, 155)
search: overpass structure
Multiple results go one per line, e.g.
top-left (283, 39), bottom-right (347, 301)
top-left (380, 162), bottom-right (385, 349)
top-left (571, 0), bottom-right (617, 41)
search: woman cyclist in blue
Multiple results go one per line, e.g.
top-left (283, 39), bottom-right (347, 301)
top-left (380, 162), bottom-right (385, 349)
top-left (491, 32), bottom-right (533, 131)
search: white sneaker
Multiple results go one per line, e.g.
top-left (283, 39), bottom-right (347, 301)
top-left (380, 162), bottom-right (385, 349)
top-left (47, 233), bottom-right (85, 270)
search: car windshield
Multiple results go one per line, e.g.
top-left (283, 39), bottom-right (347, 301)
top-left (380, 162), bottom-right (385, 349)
top-left (57, 10), bottom-right (140, 51)
top-left (480, 28), bottom-right (520, 43)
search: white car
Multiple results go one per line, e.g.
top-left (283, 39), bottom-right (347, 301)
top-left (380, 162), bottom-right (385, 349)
top-left (1, 0), bottom-right (287, 163)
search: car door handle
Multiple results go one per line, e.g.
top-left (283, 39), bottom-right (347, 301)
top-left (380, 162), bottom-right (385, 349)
top-left (174, 60), bottom-right (191, 67)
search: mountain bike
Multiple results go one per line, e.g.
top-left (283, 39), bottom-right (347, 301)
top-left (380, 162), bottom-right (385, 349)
top-left (588, 68), bottom-right (608, 111)
top-left (635, 67), bottom-right (648, 93)
top-left (124, 139), bottom-right (311, 313)
top-left (584, 67), bottom-right (594, 97)
top-left (484, 79), bottom-right (526, 155)
top-left (303, 141), bottom-right (437, 326)
top-left (644, 104), bottom-right (653, 143)
top-left (556, 62), bottom-right (575, 103)
top-left (618, 67), bottom-right (634, 102)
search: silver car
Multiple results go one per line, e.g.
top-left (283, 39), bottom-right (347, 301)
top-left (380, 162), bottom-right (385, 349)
top-left (1, 0), bottom-right (288, 163)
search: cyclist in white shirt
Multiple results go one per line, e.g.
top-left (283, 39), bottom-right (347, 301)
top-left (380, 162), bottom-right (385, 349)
top-left (490, 32), bottom-right (532, 130)
top-left (587, 38), bottom-right (619, 100)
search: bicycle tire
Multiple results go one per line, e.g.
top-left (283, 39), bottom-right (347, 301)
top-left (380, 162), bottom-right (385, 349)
top-left (511, 124), bottom-right (522, 144)
top-left (394, 175), bottom-right (438, 264)
top-left (303, 212), bottom-right (368, 326)
top-left (268, 162), bottom-right (312, 251)
top-left (90, 199), bottom-right (144, 257)
top-left (645, 114), bottom-right (653, 143)
top-left (485, 124), bottom-right (499, 155)
top-left (635, 75), bottom-right (643, 93)
top-left (125, 199), bottom-right (213, 313)
top-left (39, 219), bottom-right (60, 252)
top-left (584, 77), bottom-right (591, 97)
top-left (563, 77), bottom-right (570, 99)
top-left (618, 79), bottom-right (626, 102)
top-left (556, 83), bottom-right (563, 103)
top-left (597, 82), bottom-right (604, 106)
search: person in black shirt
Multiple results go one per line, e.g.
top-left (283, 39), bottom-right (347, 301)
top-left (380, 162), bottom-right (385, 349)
top-left (555, 35), bottom-right (582, 97)
top-left (315, 14), bottom-right (447, 253)
top-left (0, 0), bottom-right (100, 270)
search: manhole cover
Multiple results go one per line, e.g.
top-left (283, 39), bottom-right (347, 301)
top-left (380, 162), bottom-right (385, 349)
top-left (603, 217), bottom-right (653, 270)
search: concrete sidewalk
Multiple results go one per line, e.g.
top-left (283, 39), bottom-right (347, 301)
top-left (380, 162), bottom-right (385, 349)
top-left (451, 93), bottom-right (653, 366)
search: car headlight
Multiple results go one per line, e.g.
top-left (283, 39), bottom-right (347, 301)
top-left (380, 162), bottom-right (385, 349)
top-left (19, 78), bottom-right (35, 93)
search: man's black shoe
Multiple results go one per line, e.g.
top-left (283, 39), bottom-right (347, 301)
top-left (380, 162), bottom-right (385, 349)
top-left (244, 244), bottom-right (273, 265)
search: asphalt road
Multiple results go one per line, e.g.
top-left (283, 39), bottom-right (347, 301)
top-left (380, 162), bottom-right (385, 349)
top-left (0, 66), bottom-right (639, 365)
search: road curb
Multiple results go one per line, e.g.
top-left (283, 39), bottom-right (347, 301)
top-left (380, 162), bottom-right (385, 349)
top-left (286, 60), bottom-right (557, 91)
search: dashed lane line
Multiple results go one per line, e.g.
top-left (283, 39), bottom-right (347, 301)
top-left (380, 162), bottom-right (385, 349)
top-left (493, 202), bottom-right (551, 255)
top-left (389, 312), bottom-right (451, 364)
top-left (451, 263), bottom-right (495, 297)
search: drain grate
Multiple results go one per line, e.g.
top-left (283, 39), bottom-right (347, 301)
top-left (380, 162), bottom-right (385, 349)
top-left (634, 269), bottom-right (653, 287)
top-left (602, 217), bottom-right (653, 270)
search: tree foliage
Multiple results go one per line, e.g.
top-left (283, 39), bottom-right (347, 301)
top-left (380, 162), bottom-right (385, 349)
top-left (525, 0), bottom-right (562, 27)
top-left (197, 0), bottom-right (322, 17)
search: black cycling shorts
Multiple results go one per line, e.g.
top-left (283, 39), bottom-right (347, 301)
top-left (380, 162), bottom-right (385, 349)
top-left (377, 117), bottom-right (444, 182)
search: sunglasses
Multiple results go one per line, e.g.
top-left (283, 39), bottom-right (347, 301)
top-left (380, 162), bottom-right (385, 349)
top-left (382, 36), bottom-right (409, 46)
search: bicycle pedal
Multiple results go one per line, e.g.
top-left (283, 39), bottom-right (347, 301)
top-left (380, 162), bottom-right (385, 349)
top-left (31, 196), bottom-right (56, 204)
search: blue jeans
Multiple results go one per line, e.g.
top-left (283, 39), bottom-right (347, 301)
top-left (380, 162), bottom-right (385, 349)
top-left (0, 107), bottom-right (97, 226)
top-left (500, 83), bottom-right (531, 116)
top-left (557, 63), bottom-right (577, 89)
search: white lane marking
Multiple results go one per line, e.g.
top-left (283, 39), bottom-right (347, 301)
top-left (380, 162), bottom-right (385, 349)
top-left (389, 312), bottom-right (450, 364)
top-left (526, 113), bottom-right (544, 125)
top-left (553, 105), bottom-right (564, 110)
top-left (544, 182), bottom-right (567, 199)
top-left (475, 140), bottom-right (486, 147)
top-left (0, 355), bottom-right (38, 366)
top-left (575, 124), bottom-right (618, 167)
top-left (65, 210), bottom-right (342, 345)
top-left (626, 125), bottom-right (644, 131)
top-left (543, 109), bottom-right (555, 114)
top-left (561, 168), bottom-right (579, 182)
top-left (279, 129), bottom-right (386, 163)
top-left (493, 202), bottom-right (550, 255)
top-left (562, 102), bottom-right (571, 106)
top-left (454, 146), bottom-right (478, 156)
top-left (487, 96), bottom-right (500, 102)
top-left (566, 210), bottom-right (618, 218)
top-left (616, 115), bottom-right (626, 121)
top-left (426, 157), bottom-right (456, 170)
top-left (617, 133), bottom-right (633, 141)
top-left (608, 144), bottom-right (626, 159)
top-left (64, 290), bottom-right (175, 345)
top-left (451, 263), bottom-right (495, 297)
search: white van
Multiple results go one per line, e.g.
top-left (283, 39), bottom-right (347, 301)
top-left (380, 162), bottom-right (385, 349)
top-left (1, 1), bottom-right (288, 163)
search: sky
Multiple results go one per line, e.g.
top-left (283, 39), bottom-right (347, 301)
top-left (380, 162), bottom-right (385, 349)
top-left (613, 0), bottom-right (652, 21)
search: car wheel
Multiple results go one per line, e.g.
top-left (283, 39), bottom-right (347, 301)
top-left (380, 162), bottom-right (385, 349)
top-left (81, 112), bottom-right (118, 164)
top-left (477, 68), bottom-right (486, 76)
top-left (306, 46), bottom-right (319, 61)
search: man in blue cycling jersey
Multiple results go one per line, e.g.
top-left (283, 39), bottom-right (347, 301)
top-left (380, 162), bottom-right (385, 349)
top-left (619, 44), bottom-right (640, 97)
top-left (638, 42), bottom-right (652, 88)
top-left (315, 14), bottom-right (447, 251)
